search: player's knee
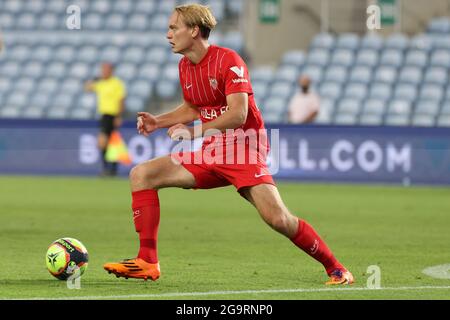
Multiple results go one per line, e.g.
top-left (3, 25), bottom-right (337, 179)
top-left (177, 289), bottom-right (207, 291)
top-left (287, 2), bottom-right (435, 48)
top-left (264, 209), bottom-right (290, 234)
top-left (129, 164), bottom-right (158, 188)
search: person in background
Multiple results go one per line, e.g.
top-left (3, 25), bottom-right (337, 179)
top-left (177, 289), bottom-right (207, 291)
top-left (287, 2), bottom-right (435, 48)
top-left (84, 63), bottom-right (126, 176)
top-left (288, 75), bottom-right (320, 124)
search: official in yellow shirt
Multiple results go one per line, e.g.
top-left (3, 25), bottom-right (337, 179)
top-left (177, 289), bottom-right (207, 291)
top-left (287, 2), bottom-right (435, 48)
top-left (84, 63), bottom-right (126, 176)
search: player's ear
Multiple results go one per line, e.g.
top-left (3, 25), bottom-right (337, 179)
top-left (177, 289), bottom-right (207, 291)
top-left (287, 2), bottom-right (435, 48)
top-left (191, 25), bottom-right (200, 38)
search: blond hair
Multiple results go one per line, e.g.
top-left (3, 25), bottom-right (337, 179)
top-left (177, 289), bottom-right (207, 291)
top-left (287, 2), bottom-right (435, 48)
top-left (174, 3), bottom-right (217, 39)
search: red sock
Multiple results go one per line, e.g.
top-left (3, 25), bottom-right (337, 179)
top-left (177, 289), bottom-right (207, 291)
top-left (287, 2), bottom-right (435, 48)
top-left (290, 219), bottom-right (343, 275)
top-left (132, 189), bottom-right (160, 264)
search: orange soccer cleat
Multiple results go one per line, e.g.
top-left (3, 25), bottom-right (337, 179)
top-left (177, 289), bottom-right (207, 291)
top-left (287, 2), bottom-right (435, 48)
top-left (325, 268), bottom-right (354, 285)
top-left (103, 258), bottom-right (160, 281)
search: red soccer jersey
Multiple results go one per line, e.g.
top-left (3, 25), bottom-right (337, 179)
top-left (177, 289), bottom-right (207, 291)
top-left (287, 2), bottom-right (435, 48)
top-left (178, 45), bottom-right (265, 135)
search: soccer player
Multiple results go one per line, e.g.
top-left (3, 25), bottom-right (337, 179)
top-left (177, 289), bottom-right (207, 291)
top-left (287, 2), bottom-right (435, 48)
top-left (104, 4), bottom-right (353, 285)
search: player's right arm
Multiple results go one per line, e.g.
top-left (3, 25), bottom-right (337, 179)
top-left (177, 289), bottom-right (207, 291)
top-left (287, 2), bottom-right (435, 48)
top-left (137, 99), bottom-right (200, 136)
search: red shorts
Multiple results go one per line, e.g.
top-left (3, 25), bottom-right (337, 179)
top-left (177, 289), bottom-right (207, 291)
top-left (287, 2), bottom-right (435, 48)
top-left (171, 148), bottom-right (275, 193)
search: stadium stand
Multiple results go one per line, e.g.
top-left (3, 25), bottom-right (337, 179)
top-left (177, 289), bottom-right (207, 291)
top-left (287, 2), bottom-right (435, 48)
top-left (0, 1), bottom-right (449, 127)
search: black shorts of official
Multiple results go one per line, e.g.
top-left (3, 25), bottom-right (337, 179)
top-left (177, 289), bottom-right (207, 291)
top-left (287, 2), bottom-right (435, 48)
top-left (99, 114), bottom-right (116, 136)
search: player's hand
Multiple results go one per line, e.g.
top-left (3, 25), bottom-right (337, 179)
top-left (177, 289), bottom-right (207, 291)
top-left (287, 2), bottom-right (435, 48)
top-left (137, 112), bottom-right (158, 136)
top-left (113, 116), bottom-right (123, 129)
top-left (167, 124), bottom-right (194, 141)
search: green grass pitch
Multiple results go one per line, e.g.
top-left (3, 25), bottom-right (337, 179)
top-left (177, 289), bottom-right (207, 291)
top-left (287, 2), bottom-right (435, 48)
top-left (0, 176), bottom-right (449, 300)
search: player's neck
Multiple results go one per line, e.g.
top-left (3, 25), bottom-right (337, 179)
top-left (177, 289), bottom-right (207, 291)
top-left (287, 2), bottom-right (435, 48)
top-left (184, 40), bottom-right (210, 65)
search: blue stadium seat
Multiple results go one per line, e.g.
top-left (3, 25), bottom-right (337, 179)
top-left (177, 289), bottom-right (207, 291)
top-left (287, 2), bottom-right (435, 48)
top-left (22, 62), bottom-right (43, 78)
top-left (6, 90), bottom-right (29, 107)
top-left (281, 51), bottom-right (305, 66)
top-left (393, 84), bottom-right (417, 102)
top-left (222, 31), bottom-right (244, 53)
top-left (53, 94), bottom-right (75, 109)
top-left (1, 62), bottom-right (21, 78)
top-left (60, 79), bottom-right (83, 95)
top-left (300, 65), bottom-right (323, 83)
top-left (441, 100), bottom-right (450, 115)
top-left (151, 13), bottom-right (170, 32)
top-left (17, 13), bottom-right (37, 29)
top-left (78, 94), bottom-right (97, 110)
top-left (427, 17), bottom-right (450, 34)
top-left (388, 99), bottom-right (412, 115)
top-left (123, 47), bottom-right (146, 63)
top-left (330, 49), bottom-right (354, 67)
top-left (374, 66), bottom-right (397, 84)
top-left (68, 62), bottom-right (91, 79)
top-left (100, 46), bottom-right (122, 64)
top-left (349, 66), bottom-right (372, 84)
top-left (252, 81), bottom-right (269, 101)
top-left (430, 50), bottom-right (450, 68)
top-left (70, 108), bottom-right (95, 120)
top-left (355, 49), bottom-right (379, 67)
top-left (145, 47), bottom-right (169, 64)
top-left (336, 98), bottom-right (361, 114)
top-left (23, 106), bottom-right (46, 119)
top-left (26, 0), bottom-right (46, 13)
top-left (343, 83), bottom-right (367, 100)
top-left (91, 0), bottom-right (111, 14)
top-left (0, 77), bottom-right (12, 93)
top-left (269, 82), bottom-right (294, 99)
top-left (419, 85), bottom-right (444, 102)
top-left (385, 114), bottom-right (410, 126)
top-left (38, 12), bottom-right (58, 29)
top-left (385, 33), bottom-right (409, 51)
top-left (359, 113), bottom-right (383, 126)
top-left (0, 106), bottom-right (22, 118)
top-left (411, 114), bottom-right (435, 127)
top-left (135, 0), bottom-right (157, 14)
top-left (404, 50), bottom-right (428, 68)
top-left (274, 66), bottom-right (299, 82)
top-left (14, 77), bottom-right (35, 92)
top-left (432, 36), bottom-right (450, 50)
top-left (54, 46), bottom-right (77, 62)
top-left (306, 49), bottom-right (329, 67)
top-left (336, 33), bottom-right (359, 51)
top-left (334, 113), bottom-right (358, 125)
top-left (162, 63), bottom-right (179, 82)
top-left (423, 67), bottom-right (447, 85)
top-left (362, 99), bottom-right (387, 115)
top-left (78, 46), bottom-right (99, 63)
top-left (360, 33), bottom-right (383, 51)
top-left (379, 49), bottom-right (403, 67)
top-left (250, 66), bottom-right (275, 83)
top-left (84, 13), bottom-right (104, 30)
top-left (105, 14), bottom-right (127, 31)
top-left (0, 13), bottom-right (15, 29)
top-left (314, 99), bottom-right (334, 124)
top-left (319, 82), bottom-right (342, 100)
top-left (46, 62), bottom-right (66, 78)
top-left (33, 45), bottom-right (53, 62)
top-left (30, 92), bottom-right (51, 108)
top-left (8, 45), bottom-right (30, 62)
top-left (113, 0), bottom-right (134, 15)
top-left (323, 66), bottom-right (347, 83)
top-left (158, 0), bottom-right (177, 14)
top-left (138, 63), bottom-right (160, 82)
top-left (130, 80), bottom-right (153, 99)
top-left (37, 78), bottom-right (59, 94)
top-left (46, 106), bottom-right (70, 119)
top-left (156, 80), bottom-right (178, 99)
top-left (368, 83), bottom-right (392, 100)
top-left (415, 100), bottom-right (441, 115)
top-left (263, 97), bottom-right (288, 114)
top-left (45, 0), bottom-right (67, 13)
top-left (437, 115), bottom-right (450, 127)
top-left (409, 34), bottom-right (433, 52)
top-left (310, 33), bottom-right (335, 50)
top-left (398, 67), bottom-right (422, 85)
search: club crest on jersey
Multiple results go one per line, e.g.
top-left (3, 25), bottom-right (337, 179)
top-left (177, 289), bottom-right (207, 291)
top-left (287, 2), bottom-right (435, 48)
top-left (209, 77), bottom-right (218, 90)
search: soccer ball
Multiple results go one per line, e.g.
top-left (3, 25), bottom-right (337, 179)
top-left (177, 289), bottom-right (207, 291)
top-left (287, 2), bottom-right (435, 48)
top-left (46, 238), bottom-right (89, 280)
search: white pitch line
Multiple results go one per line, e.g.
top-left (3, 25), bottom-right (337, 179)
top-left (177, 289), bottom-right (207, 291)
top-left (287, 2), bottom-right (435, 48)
top-left (9, 285), bottom-right (450, 300)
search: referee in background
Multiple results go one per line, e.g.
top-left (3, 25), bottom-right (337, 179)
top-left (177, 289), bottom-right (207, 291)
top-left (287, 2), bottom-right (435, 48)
top-left (84, 62), bottom-right (126, 177)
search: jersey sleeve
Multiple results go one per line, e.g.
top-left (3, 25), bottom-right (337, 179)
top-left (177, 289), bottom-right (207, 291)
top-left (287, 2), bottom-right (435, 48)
top-left (222, 51), bottom-right (253, 96)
